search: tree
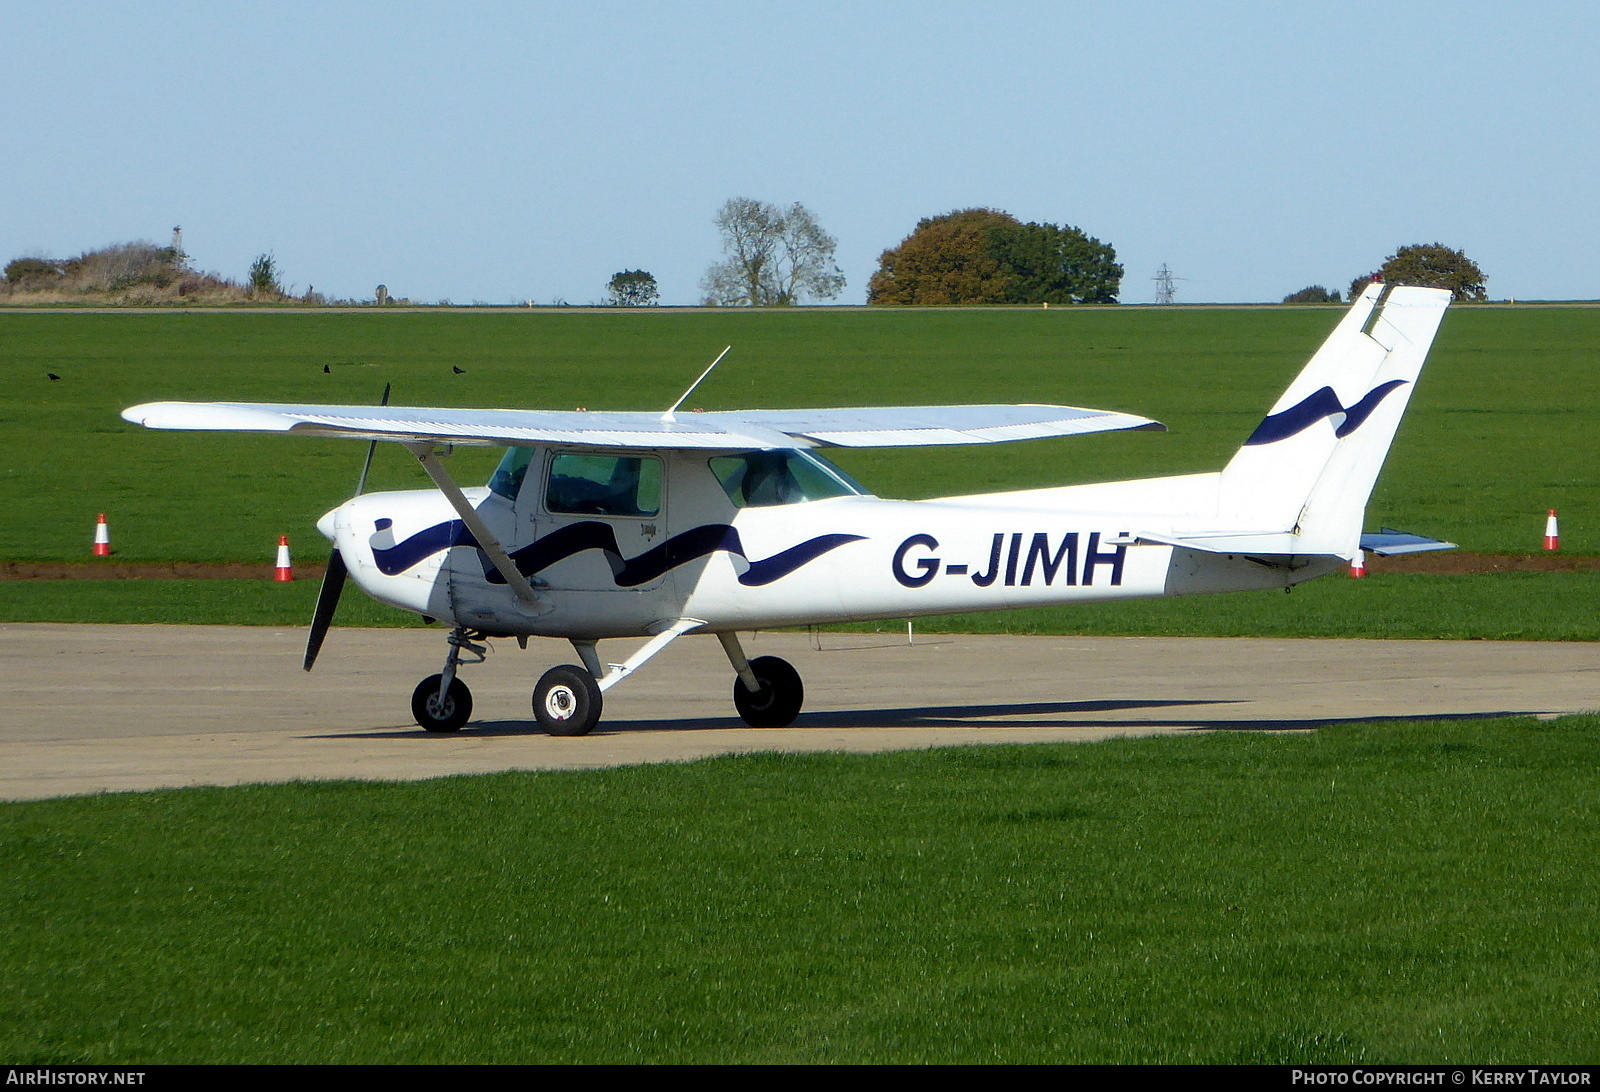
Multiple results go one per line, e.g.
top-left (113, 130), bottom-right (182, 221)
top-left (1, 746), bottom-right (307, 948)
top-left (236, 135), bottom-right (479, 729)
top-left (64, 242), bottom-right (182, 290)
top-left (701, 198), bottom-right (845, 306)
top-left (1376, 243), bottom-right (1486, 301)
top-left (1349, 273), bottom-right (1379, 301)
top-left (867, 209), bottom-right (1122, 305)
top-left (3, 241), bottom-right (237, 300)
top-left (249, 253), bottom-right (281, 298)
top-left (1283, 285), bottom-right (1341, 304)
top-left (868, 209), bottom-right (1019, 305)
top-left (605, 269), bottom-right (659, 307)
top-left (4, 256), bottom-right (64, 287)
top-left (990, 220), bottom-right (1122, 305)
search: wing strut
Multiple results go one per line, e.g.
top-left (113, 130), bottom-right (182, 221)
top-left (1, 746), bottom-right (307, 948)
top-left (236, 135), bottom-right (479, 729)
top-left (576, 618), bottom-right (704, 693)
top-left (404, 442), bottom-right (544, 606)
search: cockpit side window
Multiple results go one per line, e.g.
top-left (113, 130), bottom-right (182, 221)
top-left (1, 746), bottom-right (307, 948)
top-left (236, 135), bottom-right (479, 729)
top-left (487, 446), bottom-right (534, 500)
top-left (546, 453), bottom-right (662, 517)
top-left (709, 449), bottom-right (867, 508)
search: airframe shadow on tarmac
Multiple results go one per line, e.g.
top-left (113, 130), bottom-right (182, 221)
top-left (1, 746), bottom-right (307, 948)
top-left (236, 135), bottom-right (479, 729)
top-left (316, 700), bottom-right (1537, 741)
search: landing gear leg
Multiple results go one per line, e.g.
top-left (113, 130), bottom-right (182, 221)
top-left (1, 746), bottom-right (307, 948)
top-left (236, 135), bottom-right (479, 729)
top-left (570, 639), bottom-right (605, 681)
top-left (719, 632), bottom-right (803, 728)
top-left (411, 627), bottom-right (486, 732)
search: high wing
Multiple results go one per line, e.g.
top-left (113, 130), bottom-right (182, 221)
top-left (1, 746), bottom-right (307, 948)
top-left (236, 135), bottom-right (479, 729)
top-left (120, 401), bottom-right (1164, 449)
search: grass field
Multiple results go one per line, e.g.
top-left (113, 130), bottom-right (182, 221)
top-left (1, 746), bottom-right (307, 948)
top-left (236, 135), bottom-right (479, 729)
top-left (5, 714), bottom-right (1599, 1064)
top-left (2, 303), bottom-right (1596, 636)
top-left (2, 305), bottom-right (1597, 563)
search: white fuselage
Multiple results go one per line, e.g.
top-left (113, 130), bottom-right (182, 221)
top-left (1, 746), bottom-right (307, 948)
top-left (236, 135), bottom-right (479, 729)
top-left (321, 446), bottom-right (1337, 639)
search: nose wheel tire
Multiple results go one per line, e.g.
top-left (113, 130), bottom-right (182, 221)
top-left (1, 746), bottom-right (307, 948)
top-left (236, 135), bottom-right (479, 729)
top-left (733, 655), bottom-right (803, 728)
top-left (534, 665), bottom-right (603, 736)
top-left (412, 674), bottom-right (472, 732)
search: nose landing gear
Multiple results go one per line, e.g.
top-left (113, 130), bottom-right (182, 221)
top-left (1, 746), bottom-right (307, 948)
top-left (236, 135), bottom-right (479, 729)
top-left (410, 627), bottom-right (487, 732)
top-left (411, 674), bottom-right (472, 732)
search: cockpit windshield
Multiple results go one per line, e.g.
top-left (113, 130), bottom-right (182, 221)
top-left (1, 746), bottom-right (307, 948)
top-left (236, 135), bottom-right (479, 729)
top-left (709, 449), bottom-right (868, 508)
top-left (487, 446), bottom-right (534, 500)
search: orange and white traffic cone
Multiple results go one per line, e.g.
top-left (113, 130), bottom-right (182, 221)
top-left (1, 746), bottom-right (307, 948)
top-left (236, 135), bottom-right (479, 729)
top-left (275, 535), bottom-right (294, 581)
top-left (1544, 510), bottom-right (1560, 551)
top-left (92, 513), bottom-right (112, 556)
top-left (1349, 550), bottom-right (1367, 578)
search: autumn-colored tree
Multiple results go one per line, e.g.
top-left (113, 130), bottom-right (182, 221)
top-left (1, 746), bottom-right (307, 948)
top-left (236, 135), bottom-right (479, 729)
top-left (1376, 243), bottom-right (1486, 301)
top-left (867, 209), bottom-right (1019, 305)
top-left (868, 209), bottom-right (1121, 305)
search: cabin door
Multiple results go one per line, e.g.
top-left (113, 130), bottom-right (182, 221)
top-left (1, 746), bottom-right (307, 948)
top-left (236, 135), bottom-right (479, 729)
top-left (527, 450), bottom-right (668, 593)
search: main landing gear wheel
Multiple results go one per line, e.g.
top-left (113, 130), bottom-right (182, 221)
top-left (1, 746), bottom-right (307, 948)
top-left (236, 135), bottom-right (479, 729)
top-left (733, 655), bottom-right (803, 728)
top-left (534, 664), bottom-right (603, 736)
top-left (412, 674), bottom-right (472, 733)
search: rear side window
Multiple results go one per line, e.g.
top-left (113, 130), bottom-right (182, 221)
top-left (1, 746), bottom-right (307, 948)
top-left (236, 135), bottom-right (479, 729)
top-left (709, 449), bottom-right (866, 508)
top-left (546, 453), bottom-right (662, 517)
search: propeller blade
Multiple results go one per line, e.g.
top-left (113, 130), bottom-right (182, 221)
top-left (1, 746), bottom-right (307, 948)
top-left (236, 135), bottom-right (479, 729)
top-left (303, 548), bottom-right (348, 672)
top-left (305, 384), bottom-right (390, 671)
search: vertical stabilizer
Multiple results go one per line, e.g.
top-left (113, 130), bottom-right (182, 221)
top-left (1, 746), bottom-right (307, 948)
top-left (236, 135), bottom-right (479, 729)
top-left (1218, 284), bottom-right (1451, 555)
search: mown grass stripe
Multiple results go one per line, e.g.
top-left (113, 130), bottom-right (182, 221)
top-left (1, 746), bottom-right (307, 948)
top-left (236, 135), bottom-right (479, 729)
top-left (3, 716), bottom-right (1598, 1063)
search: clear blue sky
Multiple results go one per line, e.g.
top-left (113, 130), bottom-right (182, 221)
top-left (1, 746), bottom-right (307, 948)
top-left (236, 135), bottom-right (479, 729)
top-left (5, 2), bottom-right (1596, 304)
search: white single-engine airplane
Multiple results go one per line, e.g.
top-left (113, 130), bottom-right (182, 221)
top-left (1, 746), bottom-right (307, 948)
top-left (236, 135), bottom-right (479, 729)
top-left (123, 283), bottom-right (1453, 736)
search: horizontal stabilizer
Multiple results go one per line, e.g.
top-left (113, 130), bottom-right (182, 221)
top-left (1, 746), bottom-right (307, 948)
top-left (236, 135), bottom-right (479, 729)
top-left (1134, 525), bottom-right (1457, 563)
top-left (1134, 530), bottom-right (1315, 557)
top-left (1359, 528), bottom-right (1457, 557)
top-left (121, 401), bottom-right (1164, 451)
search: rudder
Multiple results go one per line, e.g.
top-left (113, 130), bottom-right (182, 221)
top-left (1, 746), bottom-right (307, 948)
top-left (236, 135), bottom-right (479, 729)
top-left (1217, 284), bottom-right (1451, 555)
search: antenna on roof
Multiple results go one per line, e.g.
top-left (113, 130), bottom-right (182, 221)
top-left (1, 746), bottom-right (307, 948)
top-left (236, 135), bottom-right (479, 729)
top-left (661, 345), bottom-right (731, 423)
top-left (354, 382), bottom-right (393, 496)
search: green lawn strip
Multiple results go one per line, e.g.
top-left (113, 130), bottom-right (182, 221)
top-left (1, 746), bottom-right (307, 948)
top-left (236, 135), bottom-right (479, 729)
top-left (862, 570), bottom-right (1600, 641)
top-left (2, 306), bottom-right (1597, 562)
top-left (0, 578), bottom-right (430, 628)
top-left (2, 571), bottom-right (1597, 640)
top-left (4, 715), bottom-right (1599, 1063)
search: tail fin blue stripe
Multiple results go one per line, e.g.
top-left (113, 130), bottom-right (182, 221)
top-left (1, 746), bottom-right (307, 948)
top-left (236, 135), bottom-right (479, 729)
top-left (1243, 380), bottom-right (1407, 446)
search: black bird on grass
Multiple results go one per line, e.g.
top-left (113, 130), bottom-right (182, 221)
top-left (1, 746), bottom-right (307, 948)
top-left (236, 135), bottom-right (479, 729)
top-left (47, 373), bottom-right (60, 381)
top-left (452, 365), bottom-right (466, 374)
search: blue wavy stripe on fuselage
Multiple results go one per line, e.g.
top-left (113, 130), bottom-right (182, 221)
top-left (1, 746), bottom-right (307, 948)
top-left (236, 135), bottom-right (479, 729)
top-left (494, 521), bottom-right (746, 588)
top-left (737, 533), bottom-right (866, 586)
top-left (372, 519), bottom-right (473, 575)
top-left (1243, 380), bottom-right (1407, 446)
top-left (371, 517), bottom-right (863, 588)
